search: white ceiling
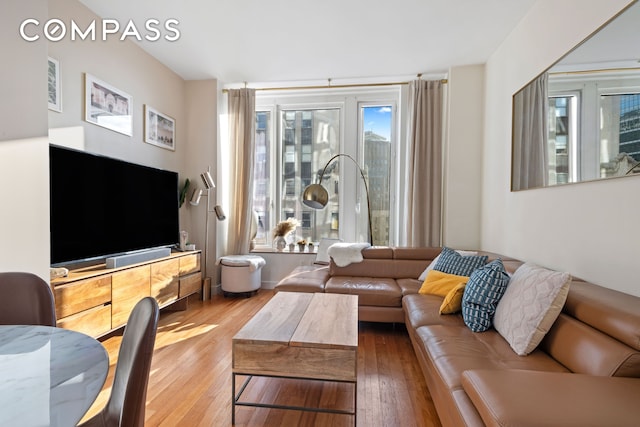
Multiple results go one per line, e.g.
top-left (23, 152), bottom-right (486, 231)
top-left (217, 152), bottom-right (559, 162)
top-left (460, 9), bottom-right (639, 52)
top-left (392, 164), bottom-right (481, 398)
top-left (78, 0), bottom-right (537, 84)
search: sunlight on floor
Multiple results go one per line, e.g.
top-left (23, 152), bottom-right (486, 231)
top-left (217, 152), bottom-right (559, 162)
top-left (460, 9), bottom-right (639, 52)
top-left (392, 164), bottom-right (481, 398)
top-left (156, 322), bottom-right (219, 348)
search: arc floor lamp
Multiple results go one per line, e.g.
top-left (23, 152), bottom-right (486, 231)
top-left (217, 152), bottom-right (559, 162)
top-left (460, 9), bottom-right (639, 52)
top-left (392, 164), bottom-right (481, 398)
top-left (301, 153), bottom-right (373, 245)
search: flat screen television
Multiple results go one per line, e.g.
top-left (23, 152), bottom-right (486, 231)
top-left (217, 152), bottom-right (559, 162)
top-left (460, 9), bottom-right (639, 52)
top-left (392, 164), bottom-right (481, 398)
top-left (50, 144), bottom-right (179, 266)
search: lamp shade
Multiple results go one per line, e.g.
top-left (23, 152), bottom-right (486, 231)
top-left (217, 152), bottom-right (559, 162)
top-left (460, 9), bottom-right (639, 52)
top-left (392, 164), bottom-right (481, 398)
top-left (301, 183), bottom-right (329, 209)
top-left (201, 171), bottom-right (215, 189)
top-left (189, 188), bottom-right (203, 206)
top-left (300, 153), bottom-right (373, 245)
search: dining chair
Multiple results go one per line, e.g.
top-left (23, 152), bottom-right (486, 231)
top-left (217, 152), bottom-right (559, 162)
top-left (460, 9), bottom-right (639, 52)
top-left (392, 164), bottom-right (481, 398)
top-left (0, 272), bottom-right (56, 326)
top-left (79, 297), bottom-right (159, 427)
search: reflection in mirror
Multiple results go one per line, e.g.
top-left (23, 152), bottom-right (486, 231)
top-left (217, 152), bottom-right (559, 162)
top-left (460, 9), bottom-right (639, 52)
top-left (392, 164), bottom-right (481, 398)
top-left (512, 0), bottom-right (640, 190)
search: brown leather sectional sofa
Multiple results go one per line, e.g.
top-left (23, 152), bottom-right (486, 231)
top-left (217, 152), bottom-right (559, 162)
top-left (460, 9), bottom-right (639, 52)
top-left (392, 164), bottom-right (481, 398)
top-left (275, 246), bottom-right (640, 426)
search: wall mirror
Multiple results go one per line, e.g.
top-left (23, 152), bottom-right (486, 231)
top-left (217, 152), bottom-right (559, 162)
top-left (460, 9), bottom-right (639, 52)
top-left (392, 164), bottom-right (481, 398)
top-left (512, 0), bottom-right (640, 190)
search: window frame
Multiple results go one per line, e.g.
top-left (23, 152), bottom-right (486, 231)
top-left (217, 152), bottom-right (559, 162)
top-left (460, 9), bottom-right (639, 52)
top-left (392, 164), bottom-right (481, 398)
top-left (254, 87), bottom-right (401, 249)
top-left (549, 73), bottom-right (640, 183)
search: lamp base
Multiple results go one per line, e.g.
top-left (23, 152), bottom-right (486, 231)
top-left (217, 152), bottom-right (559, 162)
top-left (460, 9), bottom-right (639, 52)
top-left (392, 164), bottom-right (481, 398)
top-left (202, 277), bottom-right (211, 300)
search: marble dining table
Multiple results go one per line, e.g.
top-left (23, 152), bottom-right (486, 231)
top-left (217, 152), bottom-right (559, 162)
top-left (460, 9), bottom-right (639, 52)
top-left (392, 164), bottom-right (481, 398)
top-left (0, 325), bottom-right (109, 427)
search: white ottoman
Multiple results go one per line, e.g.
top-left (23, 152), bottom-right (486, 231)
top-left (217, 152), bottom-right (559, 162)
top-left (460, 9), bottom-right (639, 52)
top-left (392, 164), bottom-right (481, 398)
top-left (219, 255), bottom-right (265, 296)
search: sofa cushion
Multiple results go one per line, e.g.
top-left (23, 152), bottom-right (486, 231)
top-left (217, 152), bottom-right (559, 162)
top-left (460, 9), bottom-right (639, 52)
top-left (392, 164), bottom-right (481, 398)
top-left (274, 265), bottom-right (329, 293)
top-left (419, 270), bottom-right (468, 296)
top-left (325, 276), bottom-right (402, 307)
top-left (433, 247), bottom-right (488, 277)
top-left (402, 294), bottom-right (466, 330)
top-left (396, 278), bottom-right (421, 296)
top-left (462, 369), bottom-right (640, 427)
top-left (462, 259), bottom-right (510, 332)
top-left (542, 313), bottom-right (640, 377)
top-left (415, 325), bottom-right (568, 391)
top-left (440, 283), bottom-right (466, 314)
top-left (563, 280), bottom-right (640, 352)
top-left (493, 262), bottom-right (571, 355)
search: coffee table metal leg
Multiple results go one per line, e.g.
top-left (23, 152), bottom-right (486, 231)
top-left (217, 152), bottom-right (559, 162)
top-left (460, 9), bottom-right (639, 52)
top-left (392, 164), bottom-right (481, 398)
top-left (233, 374), bottom-right (255, 425)
top-left (231, 373), bottom-right (235, 425)
top-left (232, 373), bottom-right (356, 424)
top-left (354, 380), bottom-right (357, 426)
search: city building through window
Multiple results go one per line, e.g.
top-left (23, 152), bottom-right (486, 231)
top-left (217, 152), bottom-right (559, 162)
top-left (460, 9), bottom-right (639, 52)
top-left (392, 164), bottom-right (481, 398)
top-left (252, 88), bottom-right (398, 248)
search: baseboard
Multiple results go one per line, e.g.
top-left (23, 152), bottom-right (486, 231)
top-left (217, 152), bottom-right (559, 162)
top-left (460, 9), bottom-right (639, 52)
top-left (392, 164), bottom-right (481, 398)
top-left (106, 247), bottom-right (172, 269)
top-left (260, 281), bottom-right (276, 290)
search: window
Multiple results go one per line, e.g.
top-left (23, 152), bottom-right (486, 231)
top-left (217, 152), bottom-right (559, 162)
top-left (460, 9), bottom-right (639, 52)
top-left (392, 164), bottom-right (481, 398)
top-left (600, 93), bottom-right (640, 177)
top-left (548, 95), bottom-right (578, 185)
top-left (361, 105), bottom-right (392, 245)
top-left (253, 88), bottom-right (399, 248)
top-left (549, 74), bottom-right (640, 182)
top-left (280, 108), bottom-right (340, 241)
top-left (253, 111), bottom-right (272, 245)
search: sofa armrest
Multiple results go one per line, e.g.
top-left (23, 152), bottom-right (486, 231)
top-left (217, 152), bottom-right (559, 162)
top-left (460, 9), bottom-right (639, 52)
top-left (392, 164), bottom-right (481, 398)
top-left (461, 369), bottom-right (640, 427)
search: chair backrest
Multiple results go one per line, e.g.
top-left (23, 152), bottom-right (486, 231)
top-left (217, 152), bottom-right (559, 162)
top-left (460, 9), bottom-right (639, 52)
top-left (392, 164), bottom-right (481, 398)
top-left (106, 297), bottom-right (159, 427)
top-left (0, 272), bottom-right (56, 326)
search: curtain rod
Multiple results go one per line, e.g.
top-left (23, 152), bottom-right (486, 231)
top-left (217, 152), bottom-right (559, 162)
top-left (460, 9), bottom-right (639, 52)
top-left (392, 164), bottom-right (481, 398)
top-left (222, 77), bottom-right (448, 93)
top-left (549, 66), bottom-right (640, 77)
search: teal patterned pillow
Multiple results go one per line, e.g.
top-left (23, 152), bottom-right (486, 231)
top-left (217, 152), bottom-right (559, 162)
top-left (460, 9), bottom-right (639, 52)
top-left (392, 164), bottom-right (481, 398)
top-left (434, 247), bottom-right (488, 277)
top-left (462, 259), bottom-right (510, 332)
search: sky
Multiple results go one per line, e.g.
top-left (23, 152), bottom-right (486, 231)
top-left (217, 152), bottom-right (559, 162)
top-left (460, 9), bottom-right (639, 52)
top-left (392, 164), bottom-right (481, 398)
top-left (363, 105), bottom-right (392, 141)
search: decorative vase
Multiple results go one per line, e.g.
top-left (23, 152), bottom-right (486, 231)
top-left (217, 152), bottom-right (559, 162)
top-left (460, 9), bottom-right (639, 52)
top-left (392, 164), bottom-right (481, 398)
top-left (274, 236), bottom-right (287, 252)
top-left (298, 243), bottom-right (306, 252)
top-left (288, 243), bottom-right (295, 252)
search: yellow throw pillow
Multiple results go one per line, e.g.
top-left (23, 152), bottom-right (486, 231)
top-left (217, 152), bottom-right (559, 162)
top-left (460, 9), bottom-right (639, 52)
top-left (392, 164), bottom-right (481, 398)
top-left (419, 270), bottom-right (468, 297)
top-left (439, 283), bottom-right (467, 314)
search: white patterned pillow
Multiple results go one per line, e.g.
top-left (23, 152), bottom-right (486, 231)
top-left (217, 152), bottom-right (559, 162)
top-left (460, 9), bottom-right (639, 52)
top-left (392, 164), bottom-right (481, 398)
top-left (494, 262), bottom-right (571, 356)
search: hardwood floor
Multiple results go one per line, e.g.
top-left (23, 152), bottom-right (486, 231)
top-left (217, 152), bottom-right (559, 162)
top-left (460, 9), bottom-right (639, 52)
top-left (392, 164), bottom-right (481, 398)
top-left (83, 290), bottom-right (442, 426)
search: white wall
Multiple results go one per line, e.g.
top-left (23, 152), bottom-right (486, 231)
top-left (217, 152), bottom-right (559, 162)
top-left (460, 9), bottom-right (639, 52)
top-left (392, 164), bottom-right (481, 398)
top-left (47, 0), bottom-right (186, 173)
top-left (46, 0), bottom-right (219, 269)
top-left (443, 64), bottom-right (485, 250)
top-left (184, 80), bottom-right (218, 281)
top-left (0, 0), bottom-right (217, 281)
top-left (482, 0), bottom-right (638, 295)
top-left (0, 0), bottom-right (50, 280)
top-left (257, 252), bottom-right (317, 289)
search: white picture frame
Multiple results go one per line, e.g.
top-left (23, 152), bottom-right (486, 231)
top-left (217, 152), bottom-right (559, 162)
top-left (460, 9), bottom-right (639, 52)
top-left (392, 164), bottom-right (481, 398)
top-left (48, 57), bottom-right (62, 112)
top-left (144, 105), bottom-right (175, 151)
top-left (84, 73), bottom-right (133, 136)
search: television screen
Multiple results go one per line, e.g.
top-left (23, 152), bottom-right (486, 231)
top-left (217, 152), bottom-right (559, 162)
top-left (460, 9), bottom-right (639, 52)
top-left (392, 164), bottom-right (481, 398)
top-left (50, 145), bottom-right (179, 266)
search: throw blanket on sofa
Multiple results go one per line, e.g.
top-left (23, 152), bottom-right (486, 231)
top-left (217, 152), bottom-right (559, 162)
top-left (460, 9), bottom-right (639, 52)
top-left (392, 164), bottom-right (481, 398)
top-left (327, 242), bottom-right (371, 267)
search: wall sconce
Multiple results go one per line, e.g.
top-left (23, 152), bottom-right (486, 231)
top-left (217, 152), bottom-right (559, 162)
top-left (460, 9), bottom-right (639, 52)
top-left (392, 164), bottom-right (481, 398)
top-left (301, 153), bottom-right (373, 245)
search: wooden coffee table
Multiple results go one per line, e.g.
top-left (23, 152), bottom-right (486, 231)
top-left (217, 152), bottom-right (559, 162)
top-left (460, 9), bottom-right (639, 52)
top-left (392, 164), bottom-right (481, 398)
top-left (232, 291), bottom-right (358, 424)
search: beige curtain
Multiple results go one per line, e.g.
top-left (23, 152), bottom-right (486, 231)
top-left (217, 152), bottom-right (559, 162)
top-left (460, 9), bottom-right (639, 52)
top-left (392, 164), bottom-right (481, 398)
top-left (404, 80), bottom-right (443, 247)
top-left (226, 88), bottom-right (256, 255)
top-left (512, 73), bottom-right (548, 190)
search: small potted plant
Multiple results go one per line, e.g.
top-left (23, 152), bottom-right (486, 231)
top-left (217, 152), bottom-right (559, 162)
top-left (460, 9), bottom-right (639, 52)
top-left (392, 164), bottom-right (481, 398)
top-left (297, 239), bottom-right (307, 252)
top-left (273, 218), bottom-right (299, 251)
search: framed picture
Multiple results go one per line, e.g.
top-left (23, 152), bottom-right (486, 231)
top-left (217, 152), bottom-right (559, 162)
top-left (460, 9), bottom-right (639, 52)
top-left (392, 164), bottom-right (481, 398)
top-left (84, 73), bottom-right (133, 136)
top-left (144, 105), bottom-right (175, 151)
top-left (48, 57), bottom-right (61, 112)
